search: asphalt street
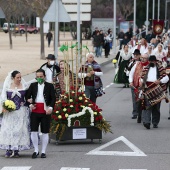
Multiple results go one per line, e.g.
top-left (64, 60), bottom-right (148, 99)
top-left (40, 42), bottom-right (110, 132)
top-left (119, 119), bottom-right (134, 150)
top-left (0, 63), bottom-right (170, 170)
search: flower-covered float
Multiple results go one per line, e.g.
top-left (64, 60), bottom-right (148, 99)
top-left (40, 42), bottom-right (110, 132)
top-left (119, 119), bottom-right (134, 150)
top-left (50, 88), bottom-right (112, 143)
top-left (50, 43), bottom-right (112, 143)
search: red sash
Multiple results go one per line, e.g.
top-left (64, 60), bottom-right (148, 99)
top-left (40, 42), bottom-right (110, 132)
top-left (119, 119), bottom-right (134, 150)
top-left (32, 103), bottom-right (46, 114)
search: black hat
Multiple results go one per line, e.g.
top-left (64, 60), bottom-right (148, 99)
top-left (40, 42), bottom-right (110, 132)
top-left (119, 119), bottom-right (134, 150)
top-left (133, 49), bottom-right (141, 55)
top-left (46, 54), bottom-right (55, 60)
top-left (149, 55), bottom-right (157, 61)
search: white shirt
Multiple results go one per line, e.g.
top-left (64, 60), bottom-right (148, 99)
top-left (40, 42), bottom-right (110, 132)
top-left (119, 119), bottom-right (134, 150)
top-left (45, 68), bottom-right (53, 83)
top-left (128, 62), bottom-right (138, 83)
top-left (120, 50), bottom-right (132, 60)
top-left (35, 83), bottom-right (45, 103)
top-left (147, 67), bottom-right (169, 83)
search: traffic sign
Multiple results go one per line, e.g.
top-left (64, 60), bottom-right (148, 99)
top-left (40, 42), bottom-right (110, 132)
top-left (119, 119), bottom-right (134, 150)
top-left (43, 0), bottom-right (71, 22)
top-left (64, 4), bottom-right (91, 12)
top-left (0, 7), bottom-right (5, 18)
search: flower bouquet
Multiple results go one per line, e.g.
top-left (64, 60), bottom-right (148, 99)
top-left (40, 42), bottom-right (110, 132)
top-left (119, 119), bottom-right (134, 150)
top-left (50, 90), bottom-right (112, 140)
top-left (2, 100), bottom-right (16, 113)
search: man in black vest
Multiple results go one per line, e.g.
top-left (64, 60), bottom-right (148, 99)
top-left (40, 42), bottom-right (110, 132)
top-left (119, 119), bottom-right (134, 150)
top-left (26, 69), bottom-right (55, 158)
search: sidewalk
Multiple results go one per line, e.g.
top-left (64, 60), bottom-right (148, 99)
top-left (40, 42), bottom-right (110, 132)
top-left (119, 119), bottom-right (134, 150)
top-left (0, 31), bottom-right (118, 90)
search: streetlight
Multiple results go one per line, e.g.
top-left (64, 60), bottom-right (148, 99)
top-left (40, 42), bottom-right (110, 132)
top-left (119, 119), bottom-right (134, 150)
top-left (133, 0), bottom-right (136, 35)
top-left (113, 0), bottom-right (116, 54)
top-left (165, 0), bottom-right (170, 28)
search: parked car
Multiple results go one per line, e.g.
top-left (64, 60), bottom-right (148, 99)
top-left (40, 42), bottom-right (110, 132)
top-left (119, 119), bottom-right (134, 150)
top-left (3, 23), bottom-right (16, 33)
top-left (18, 24), bottom-right (39, 34)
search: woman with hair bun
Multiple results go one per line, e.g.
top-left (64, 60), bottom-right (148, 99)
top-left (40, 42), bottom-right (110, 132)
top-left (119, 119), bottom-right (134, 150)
top-left (0, 70), bottom-right (31, 158)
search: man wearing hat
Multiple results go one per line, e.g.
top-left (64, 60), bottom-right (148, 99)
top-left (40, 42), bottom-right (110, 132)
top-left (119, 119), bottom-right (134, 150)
top-left (40, 54), bottom-right (60, 84)
top-left (129, 51), bottom-right (149, 122)
top-left (140, 55), bottom-right (169, 129)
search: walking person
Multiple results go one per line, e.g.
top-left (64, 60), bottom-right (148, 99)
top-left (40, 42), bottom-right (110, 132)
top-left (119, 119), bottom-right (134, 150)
top-left (93, 31), bottom-right (102, 57)
top-left (26, 69), bottom-right (56, 158)
top-left (78, 53), bottom-right (103, 103)
top-left (128, 50), bottom-right (148, 121)
top-left (40, 54), bottom-right (60, 84)
top-left (114, 45), bottom-right (132, 88)
top-left (140, 55), bottom-right (169, 129)
top-left (46, 30), bottom-right (53, 47)
top-left (0, 70), bottom-right (31, 157)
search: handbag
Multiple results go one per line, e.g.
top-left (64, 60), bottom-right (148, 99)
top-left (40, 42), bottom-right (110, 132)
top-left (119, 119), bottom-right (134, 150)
top-left (94, 78), bottom-right (105, 97)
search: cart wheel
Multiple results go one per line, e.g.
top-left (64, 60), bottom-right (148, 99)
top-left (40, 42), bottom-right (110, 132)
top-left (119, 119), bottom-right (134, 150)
top-left (99, 139), bottom-right (102, 144)
top-left (168, 117), bottom-right (170, 120)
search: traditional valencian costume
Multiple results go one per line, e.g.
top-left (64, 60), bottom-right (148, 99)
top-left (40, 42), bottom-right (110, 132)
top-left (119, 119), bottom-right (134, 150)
top-left (0, 71), bottom-right (31, 157)
top-left (114, 46), bottom-right (132, 87)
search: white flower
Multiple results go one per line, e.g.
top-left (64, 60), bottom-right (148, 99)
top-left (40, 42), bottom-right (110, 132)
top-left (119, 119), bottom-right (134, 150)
top-left (58, 115), bottom-right (62, 119)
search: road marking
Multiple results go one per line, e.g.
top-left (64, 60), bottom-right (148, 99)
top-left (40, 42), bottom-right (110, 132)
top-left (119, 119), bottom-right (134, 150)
top-left (103, 83), bottom-right (114, 91)
top-left (86, 136), bottom-right (146, 157)
top-left (1, 167), bottom-right (32, 170)
top-left (119, 169), bottom-right (147, 170)
top-left (60, 168), bottom-right (90, 170)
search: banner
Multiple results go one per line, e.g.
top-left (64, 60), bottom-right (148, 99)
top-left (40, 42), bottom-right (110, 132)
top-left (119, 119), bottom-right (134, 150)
top-left (152, 20), bottom-right (164, 35)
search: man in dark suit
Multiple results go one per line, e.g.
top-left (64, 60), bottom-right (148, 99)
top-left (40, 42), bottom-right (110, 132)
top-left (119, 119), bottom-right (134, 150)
top-left (26, 69), bottom-right (55, 159)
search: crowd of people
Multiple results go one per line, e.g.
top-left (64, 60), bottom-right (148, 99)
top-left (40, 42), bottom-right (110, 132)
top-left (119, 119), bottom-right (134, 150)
top-left (114, 28), bottom-right (170, 130)
top-left (0, 53), bottom-right (103, 158)
top-left (92, 27), bottom-right (113, 58)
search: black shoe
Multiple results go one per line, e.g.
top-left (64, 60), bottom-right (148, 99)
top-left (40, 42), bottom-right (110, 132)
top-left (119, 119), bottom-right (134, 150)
top-left (131, 115), bottom-right (137, 119)
top-left (144, 123), bottom-right (150, 129)
top-left (32, 152), bottom-right (39, 159)
top-left (41, 153), bottom-right (46, 158)
top-left (153, 124), bottom-right (158, 128)
top-left (137, 116), bottom-right (141, 123)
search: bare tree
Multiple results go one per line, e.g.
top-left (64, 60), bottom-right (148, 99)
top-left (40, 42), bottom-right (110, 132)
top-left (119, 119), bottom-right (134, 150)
top-left (117, 0), bottom-right (134, 20)
top-left (24, 0), bottom-right (52, 59)
top-left (0, 0), bottom-right (18, 49)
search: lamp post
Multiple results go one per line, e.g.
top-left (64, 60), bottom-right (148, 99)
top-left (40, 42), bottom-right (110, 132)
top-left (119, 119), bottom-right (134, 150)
top-left (165, 0), bottom-right (170, 28)
top-left (152, 0), bottom-right (155, 20)
top-left (113, 0), bottom-right (116, 54)
top-left (54, 0), bottom-right (59, 59)
top-left (77, 0), bottom-right (81, 66)
top-left (133, 0), bottom-right (136, 35)
top-left (158, 0), bottom-right (160, 20)
top-left (146, 0), bottom-right (149, 35)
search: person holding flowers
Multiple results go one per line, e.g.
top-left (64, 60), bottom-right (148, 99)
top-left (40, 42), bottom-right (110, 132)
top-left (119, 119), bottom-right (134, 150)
top-left (0, 70), bottom-right (31, 158)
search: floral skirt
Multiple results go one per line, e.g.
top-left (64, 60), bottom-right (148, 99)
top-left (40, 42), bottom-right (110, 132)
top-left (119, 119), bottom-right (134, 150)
top-left (0, 106), bottom-right (32, 151)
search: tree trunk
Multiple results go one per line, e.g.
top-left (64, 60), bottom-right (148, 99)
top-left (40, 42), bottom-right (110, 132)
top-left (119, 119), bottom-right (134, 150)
top-left (40, 17), bottom-right (45, 59)
top-left (24, 18), bottom-right (28, 42)
top-left (8, 21), bottom-right (13, 49)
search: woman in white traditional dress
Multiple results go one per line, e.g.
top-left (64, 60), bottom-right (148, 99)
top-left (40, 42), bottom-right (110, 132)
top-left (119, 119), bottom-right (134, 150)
top-left (0, 70), bottom-right (31, 158)
top-left (154, 44), bottom-right (167, 67)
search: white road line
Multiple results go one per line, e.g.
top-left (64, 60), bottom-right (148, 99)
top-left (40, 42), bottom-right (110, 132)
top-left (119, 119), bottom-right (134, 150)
top-left (86, 136), bottom-right (146, 157)
top-left (60, 168), bottom-right (90, 170)
top-left (1, 167), bottom-right (32, 170)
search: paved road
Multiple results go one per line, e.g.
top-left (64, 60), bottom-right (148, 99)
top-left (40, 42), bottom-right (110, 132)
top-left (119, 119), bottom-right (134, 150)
top-left (0, 63), bottom-right (170, 170)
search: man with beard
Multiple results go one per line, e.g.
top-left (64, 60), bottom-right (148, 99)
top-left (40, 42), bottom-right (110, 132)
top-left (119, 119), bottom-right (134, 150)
top-left (129, 52), bottom-right (149, 122)
top-left (140, 55), bottom-right (169, 129)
